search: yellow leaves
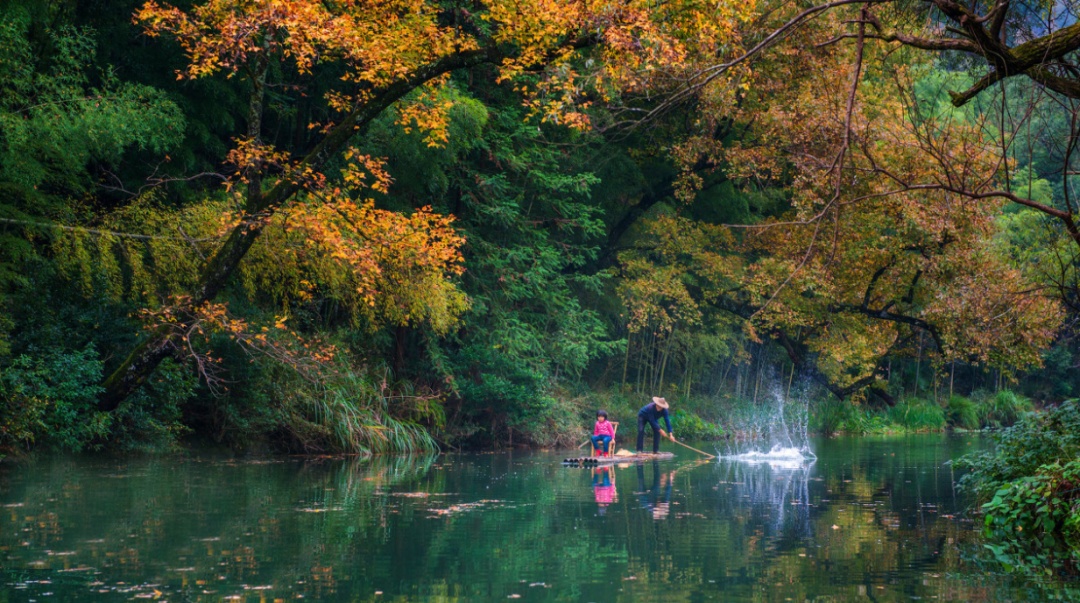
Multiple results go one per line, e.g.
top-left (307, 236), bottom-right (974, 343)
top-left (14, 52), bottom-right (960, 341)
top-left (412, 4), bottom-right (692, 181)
top-left (340, 149), bottom-right (392, 192)
top-left (242, 193), bottom-right (468, 334)
top-left (617, 215), bottom-right (742, 335)
top-left (394, 78), bottom-right (454, 147)
top-left (225, 137), bottom-right (291, 176)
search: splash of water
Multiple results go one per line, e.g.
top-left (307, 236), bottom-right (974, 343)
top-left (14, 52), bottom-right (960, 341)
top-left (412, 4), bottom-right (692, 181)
top-left (729, 445), bottom-right (812, 469)
top-left (721, 374), bottom-right (816, 463)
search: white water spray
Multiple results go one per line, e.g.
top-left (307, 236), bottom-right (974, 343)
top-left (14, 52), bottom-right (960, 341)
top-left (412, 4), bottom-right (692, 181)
top-left (721, 374), bottom-right (816, 465)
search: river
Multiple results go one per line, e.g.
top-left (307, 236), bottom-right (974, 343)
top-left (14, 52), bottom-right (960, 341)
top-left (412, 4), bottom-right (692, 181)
top-left (0, 434), bottom-right (1062, 601)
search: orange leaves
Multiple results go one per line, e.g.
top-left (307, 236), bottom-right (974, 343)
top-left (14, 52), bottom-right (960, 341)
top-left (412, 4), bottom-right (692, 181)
top-left (394, 78), bottom-right (455, 146)
top-left (136, 0), bottom-right (343, 79)
top-left (340, 149), bottom-right (392, 192)
top-left (136, 0), bottom-right (766, 141)
top-left (138, 297), bottom-right (338, 389)
top-left (225, 137), bottom-right (292, 181)
top-left (620, 6), bottom-right (1063, 388)
top-left (241, 193), bottom-right (468, 334)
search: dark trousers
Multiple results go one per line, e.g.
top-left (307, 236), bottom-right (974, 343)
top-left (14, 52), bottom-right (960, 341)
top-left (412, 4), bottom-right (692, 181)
top-left (636, 415), bottom-right (661, 453)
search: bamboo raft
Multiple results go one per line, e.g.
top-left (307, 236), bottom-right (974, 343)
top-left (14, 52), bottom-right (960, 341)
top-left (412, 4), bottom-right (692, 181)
top-left (562, 452), bottom-right (675, 465)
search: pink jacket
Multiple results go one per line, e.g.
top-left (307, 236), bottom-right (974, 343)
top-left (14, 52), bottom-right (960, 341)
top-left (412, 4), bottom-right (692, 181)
top-left (593, 420), bottom-right (615, 438)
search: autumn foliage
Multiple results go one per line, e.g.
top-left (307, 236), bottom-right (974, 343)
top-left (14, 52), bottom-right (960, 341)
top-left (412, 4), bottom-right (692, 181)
top-left (616, 6), bottom-right (1062, 400)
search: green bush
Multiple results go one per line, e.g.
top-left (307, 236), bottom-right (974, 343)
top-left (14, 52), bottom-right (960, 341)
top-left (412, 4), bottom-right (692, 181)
top-left (958, 400), bottom-right (1080, 502)
top-left (670, 410), bottom-right (724, 440)
top-left (980, 460), bottom-right (1080, 574)
top-left (982, 460), bottom-right (1080, 548)
top-left (0, 346), bottom-right (111, 453)
top-left (110, 358), bottom-right (194, 453)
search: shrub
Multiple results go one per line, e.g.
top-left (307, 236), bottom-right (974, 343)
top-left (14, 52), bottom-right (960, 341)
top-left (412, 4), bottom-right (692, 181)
top-left (980, 460), bottom-right (1080, 575)
top-left (982, 460), bottom-right (1080, 548)
top-left (0, 346), bottom-right (111, 453)
top-left (670, 410), bottom-right (724, 440)
top-left (958, 400), bottom-right (1080, 502)
top-left (110, 358), bottom-right (194, 453)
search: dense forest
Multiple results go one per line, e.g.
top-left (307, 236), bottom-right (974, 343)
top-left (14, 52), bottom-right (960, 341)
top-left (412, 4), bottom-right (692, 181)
top-left (3, 0), bottom-right (1080, 459)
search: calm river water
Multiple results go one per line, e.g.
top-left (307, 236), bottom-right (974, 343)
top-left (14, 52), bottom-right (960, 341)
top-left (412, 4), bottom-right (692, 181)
top-left (0, 435), bottom-right (1068, 601)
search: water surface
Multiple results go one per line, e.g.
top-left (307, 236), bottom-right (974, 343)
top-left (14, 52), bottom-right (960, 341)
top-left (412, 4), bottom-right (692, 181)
top-left (0, 435), bottom-right (1061, 601)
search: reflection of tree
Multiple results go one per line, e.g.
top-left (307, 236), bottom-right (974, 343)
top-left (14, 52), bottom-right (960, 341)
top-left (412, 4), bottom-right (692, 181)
top-left (0, 443), bottom-right (1033, 602)
top-left (0, 454), bottom-right (438, 600)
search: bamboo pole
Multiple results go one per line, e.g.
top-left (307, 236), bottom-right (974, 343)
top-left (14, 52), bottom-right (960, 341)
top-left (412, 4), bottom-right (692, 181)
top-left (669, 436), bottom-right (712, 460)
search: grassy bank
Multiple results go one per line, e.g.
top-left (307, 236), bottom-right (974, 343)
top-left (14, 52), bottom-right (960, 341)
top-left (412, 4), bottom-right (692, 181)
top-left (811, 390), bottom-right (1033, 436)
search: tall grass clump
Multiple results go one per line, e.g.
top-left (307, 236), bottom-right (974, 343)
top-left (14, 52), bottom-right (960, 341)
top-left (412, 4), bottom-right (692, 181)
top-left (811, 398), bottom-right (853, 436)
top-left (279, 364), bottom-right (439, 455)
top-left (946, 395), bottom-right (980, 430)
top-left (979, 390), bottom-right (1033, 428)
top-left (886, 398), bottom-right (946, 432)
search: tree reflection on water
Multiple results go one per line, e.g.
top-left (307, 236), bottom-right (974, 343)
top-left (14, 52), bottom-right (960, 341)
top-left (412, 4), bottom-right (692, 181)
top-left (0, 438), bottom-right (1070, 601)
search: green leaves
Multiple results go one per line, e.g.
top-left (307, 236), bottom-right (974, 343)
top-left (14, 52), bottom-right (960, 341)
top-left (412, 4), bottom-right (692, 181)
top-left (962, 404), bottom-right (1080, 575)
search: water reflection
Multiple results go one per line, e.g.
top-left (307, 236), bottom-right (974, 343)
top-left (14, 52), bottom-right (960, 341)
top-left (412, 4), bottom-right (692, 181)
top-left (591, 466), bottom-right (616, 515)
top-left (634, 463), bottom-right (673, 520)
top-left (0, 437), bottom-right (1071, 601)
top-left (715, 457), bottom-right (814, 539)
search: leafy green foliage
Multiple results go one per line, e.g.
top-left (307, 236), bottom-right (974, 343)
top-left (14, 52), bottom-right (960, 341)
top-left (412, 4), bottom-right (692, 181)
top-left (669, 410), bottom-right (725, 440)
top-left (0, 346), bottom-right (109, 452)
top-left (109, 358), bottom-right (194, 452)
top-left (958, 400), bottom-right (1080, 502)
top-left (981, 460), bottom-right (1080, 575)
top-left (0, 6), bottom-right (183, 220)
top-left (363, 87), bottom-right (620, 447)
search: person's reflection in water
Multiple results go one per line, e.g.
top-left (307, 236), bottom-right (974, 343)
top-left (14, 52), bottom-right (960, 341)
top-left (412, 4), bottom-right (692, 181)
top-left (636, 462), bottom-right (673, 520)
top-left (592, 466), bottom-right (617, 516)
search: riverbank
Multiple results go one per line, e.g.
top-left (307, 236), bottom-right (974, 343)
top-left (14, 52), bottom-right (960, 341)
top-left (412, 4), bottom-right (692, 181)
top-left (574, 388), bottom-right (1034, 445)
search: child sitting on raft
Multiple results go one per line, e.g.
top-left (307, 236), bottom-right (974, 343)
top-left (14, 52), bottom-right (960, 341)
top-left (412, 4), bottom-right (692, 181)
top-left (591, 410), bottom-right (615, 457)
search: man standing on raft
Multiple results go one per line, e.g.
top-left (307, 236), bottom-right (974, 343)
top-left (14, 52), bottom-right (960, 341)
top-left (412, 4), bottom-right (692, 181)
top-left (637, 396), bottom-right (676, 454)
